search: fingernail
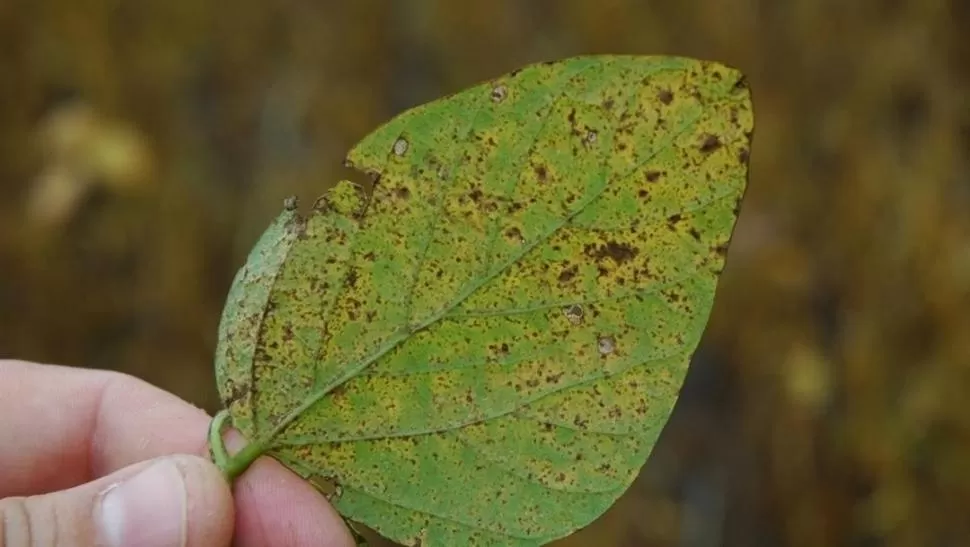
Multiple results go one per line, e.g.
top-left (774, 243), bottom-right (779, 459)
top-left (96, 459), bottom-right (188, 547)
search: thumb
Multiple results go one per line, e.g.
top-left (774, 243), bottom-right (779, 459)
top-left (0, 455), bottom-right (235, 547)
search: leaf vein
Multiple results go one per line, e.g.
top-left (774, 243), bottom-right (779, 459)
top-left (275, 349), bottom-right (684, 444)
top-left (400, 100), bottom-right (488, 324)
top-left (247, 217), bottom-right (304, 436)
top-left (445, 271), bottom-right (698, 319)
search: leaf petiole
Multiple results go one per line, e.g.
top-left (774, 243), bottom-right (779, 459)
top-left (208, 409), bottom-right (231, 470)
top-left (208, 409), bottom-right (266, 482)
top-left (209, 412), bottom-right (366, 545)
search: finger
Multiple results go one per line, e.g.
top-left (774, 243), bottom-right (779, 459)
top-left (0, 454), bottom-right (234, 547)
top-left (0, 360), bottom-right (355, 547)
top-left (0, 359), bottom-right (208, 495)
top-left (232, 455), bottom-right (357, 547)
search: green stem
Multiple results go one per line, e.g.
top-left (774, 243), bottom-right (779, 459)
top-left (222, 440), bottom-right (266, 481)
top-left (208, 410), bottom-right (231, 470)
top-left (208, 409), bottom-right (267, 482)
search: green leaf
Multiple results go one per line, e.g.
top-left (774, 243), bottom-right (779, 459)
top-left (211, 55), bottom-right (753, 546)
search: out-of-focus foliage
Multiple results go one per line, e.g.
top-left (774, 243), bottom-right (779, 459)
top-left (1, 1), bottom-right (968, 546)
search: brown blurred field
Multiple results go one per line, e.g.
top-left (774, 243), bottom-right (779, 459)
top-left (2, 1), bottom-right (969, 545)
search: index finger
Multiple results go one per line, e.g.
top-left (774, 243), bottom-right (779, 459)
top-left (0, 359), bottom-right (205, 494)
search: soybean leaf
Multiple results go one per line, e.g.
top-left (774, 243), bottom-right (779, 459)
top-left (210, 55), bottom-right (753, 547)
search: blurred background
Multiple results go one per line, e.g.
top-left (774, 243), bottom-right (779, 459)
top-left (2, 0), bottom-right (969, 545)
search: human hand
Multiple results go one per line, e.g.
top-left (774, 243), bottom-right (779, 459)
top-left (0, 359), bottom-right (356, 547)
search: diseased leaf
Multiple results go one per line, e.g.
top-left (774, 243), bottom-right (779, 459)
top-left (211, 55), bottom-right (754, 546)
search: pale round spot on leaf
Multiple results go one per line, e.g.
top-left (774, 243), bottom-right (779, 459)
top-left (393, 137), bottom-right (409, 156)
top-left (563, 304), bottom-right (584, 325)
top-left (597, 335), bottom-right (616, 356)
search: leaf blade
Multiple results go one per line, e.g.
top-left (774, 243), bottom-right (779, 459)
top-left (215, 54), bottom-right (754, 546)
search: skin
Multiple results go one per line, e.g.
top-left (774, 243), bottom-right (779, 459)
top-left (0, 359), bottom-right (355, 547)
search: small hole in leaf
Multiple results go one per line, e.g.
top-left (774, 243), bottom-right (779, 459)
top-left (597, 335), bottom-right (615, 356)
top-left (393, 138), bottom-right (409, 156)
top-left (563, 304), bottom-right (584, 325)
top-left (491, 85), bottom-right (507, 102)
top-left (585, 130), bottom-right (598, 144)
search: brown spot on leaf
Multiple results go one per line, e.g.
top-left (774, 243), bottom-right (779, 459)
top-left (328, 382), bottom-right (348, 401)
top-left (700, 134), bottom-right (722, 153)
top-left (733, 75), bottom-right (749, 93)
top-left (534, 165), bottom-right (548, 182)
top-left (345, 298), bottom-right (361, 320)
top-left (558, 264), bottom-right (578, 284)
top-left (658, 89), bottom-right (673, 104)
top-left (645, 170), bottom-right (661, 182)
top-left (636, 400), bottom-right (649, 415)
top-left (224, 379), bottom-right (248, 406)
top-left (585, 241), bottom-right (638, 264)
